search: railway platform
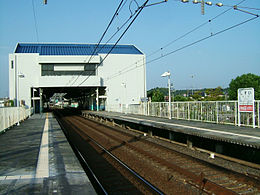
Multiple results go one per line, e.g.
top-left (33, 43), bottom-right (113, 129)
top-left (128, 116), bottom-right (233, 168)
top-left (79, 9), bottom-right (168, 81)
top-left (82, 111), bottom-right (260, 149)
top-left (0, 113), bottom-right (96, 194)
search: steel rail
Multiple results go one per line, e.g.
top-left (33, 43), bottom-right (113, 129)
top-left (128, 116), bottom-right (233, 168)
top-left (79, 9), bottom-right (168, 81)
top-left (55, 114), bottom-right (108, 195)
top-left (74, 115), bottom-right (239, 195)
top-left (77, 125), bottom-right (165, 195)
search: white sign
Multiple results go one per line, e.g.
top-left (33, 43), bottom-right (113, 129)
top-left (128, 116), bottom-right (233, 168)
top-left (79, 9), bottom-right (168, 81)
top-left (237, 88), bottom-right (255, 128)
top-left (238, 88), bottom-right (254, 112)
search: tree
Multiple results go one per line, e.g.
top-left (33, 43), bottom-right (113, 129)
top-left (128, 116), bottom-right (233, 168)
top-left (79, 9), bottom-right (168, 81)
top-left (204, 86), bottom-right (225, 101)
top-left (228, 73), bottom-right (260, 100)
top-left (151, 89), bottom-right (164, 102)
top-left (174, 95), bottom-right (189, 101)
top-left (191, 91), bottom-right (203, 101)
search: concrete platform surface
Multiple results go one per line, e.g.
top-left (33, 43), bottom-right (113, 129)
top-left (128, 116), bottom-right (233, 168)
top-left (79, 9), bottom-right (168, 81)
top-left (83, 111), bottom-right (260, 149)
top-left (0, 113), bottom-right (96, 195)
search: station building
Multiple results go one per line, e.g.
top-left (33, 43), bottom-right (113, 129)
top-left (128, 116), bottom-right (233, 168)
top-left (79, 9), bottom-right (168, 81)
top-left (9, 43), bottom-right (146, 112)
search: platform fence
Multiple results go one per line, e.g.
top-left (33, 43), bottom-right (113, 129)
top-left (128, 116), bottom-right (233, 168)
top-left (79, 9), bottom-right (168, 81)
top-left (106, 100), bottom-right (260, 128)
top-left (0, 107), bottom-right (33, 133)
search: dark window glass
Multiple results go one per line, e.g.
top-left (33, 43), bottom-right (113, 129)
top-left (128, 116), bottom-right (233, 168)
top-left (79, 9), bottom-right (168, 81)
top-left (41, 63), bottom-right (96, 76)
top-left (11, 61), bottom-right (14, 69)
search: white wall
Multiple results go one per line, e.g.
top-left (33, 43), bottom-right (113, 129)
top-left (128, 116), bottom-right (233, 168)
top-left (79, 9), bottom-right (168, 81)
top-left (99, 54), bottom-right (146, 105)
top-left (9, 50), bottom-right (146, 109)
top-left (9, 53), bottom-right (39, 108)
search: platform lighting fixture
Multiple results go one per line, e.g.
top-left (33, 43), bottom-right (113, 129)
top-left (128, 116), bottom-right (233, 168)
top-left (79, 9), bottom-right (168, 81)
top-left (216, 2), bottom-right (223, 7)
top-left (43, 0), bottom-right (47, 5)
top-left (181, 0), bottom-right (189, 3)
top-left (205, 1), bottom-right (212, 6)
top-left (121, 83), bottom-right (127, 113)
top-left (17, 72), bottom-right (25, 126)
top-left (161, 71), bottom-right (171, 119)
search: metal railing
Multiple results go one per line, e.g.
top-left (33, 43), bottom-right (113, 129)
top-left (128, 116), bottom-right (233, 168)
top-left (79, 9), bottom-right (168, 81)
top-left (0, 107), bottom-right (33, 133)
top-left (106, 100), bottom-right (260, 128)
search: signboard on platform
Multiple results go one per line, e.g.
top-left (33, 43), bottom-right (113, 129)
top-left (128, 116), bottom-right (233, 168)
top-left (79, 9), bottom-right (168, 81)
top-left (238, 88), bottom-right (254, 112)
top-left (237, 88), bottom-right (255, 128)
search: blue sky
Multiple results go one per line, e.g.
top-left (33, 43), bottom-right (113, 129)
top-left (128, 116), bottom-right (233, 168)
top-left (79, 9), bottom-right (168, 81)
top-left (0, 0), bottom-right (259, 97)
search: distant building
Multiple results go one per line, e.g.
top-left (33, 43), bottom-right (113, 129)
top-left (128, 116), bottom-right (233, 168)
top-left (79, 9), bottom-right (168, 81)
top-left (0, 100), bottom-right (4, 107)
top-left (9, 43), bottom-right (146, 112)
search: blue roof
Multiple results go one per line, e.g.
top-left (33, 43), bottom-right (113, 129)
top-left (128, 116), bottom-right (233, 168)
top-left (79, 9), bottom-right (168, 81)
top-left (14, 43), bottom-right (143, 55)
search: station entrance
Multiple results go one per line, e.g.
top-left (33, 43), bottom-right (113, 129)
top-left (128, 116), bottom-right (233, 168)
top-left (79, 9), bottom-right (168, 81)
top-left (32, 87), bottom-right (106, 113)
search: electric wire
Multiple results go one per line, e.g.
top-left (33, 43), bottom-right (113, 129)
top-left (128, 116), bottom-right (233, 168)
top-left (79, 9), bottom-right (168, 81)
top-left (31, 0), bottom-right (39, 42)
top-left (91, 0), bottom-right (247, 86)
top-left (68, 0), bottom-right (169, 87)
top-left (77, 0), bottom-right (150, 87)
top-left (88, 0), bottom-right (126, 64)
top-left (222, 5), bottom-right (260, 11)
top-left (68, 0), bottom-right (126, 87)
top-left (66, 0), bottom-right (256, 94)
top-left (144, 0), bottom-right (168, 8)
top-left (147, 0), bottom-right (246, 58)
top-left (90, 11), bottom-right (259, 86)
top-left (93, 2), bottom-right (144, 57)
top-left (146, 15), bottom-right (259, 65)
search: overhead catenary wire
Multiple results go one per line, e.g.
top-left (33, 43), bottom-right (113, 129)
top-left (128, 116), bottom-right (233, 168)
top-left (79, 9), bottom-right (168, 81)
top-left (92, 0), bottom-right (146, 58)
top-left (219, 4), bottom-right (260, 11)
top-left (77, 0), bottom-right (150, 87)
top-left (69, 0), bottom-right (256, 90)
top-left (87, 0), bottom-right (126, 64)
top-left (146, 15), bottom-right (259, 65)
top-left (68, 0), bottom-right (126, 87)
top-left (31, 0), bottom-right (39, 42)
top-left (90, 12), bottom-right (259, 86)
top-left (91, 0), bottom-right (248, 85)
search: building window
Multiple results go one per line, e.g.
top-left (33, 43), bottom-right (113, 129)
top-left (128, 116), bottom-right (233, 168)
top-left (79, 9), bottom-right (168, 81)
top-left (41, 64), bottom-right (96, 76)
top-left (11, 61), bottom-right (14, 69)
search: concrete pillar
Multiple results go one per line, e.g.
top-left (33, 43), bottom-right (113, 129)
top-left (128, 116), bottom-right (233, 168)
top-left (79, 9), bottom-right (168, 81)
top-left (96, 87), bottom-right (99, 111)
top-left (40, 88), bottom-right (43, 113)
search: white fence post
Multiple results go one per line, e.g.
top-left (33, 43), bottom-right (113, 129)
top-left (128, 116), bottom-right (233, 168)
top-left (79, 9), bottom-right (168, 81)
top-left (188, 102), bottom-right (190, 120)
top-left (235, 101), bottom-right (238, 126)
top-left (177, 102), bottom-right (179, 119)
top-left (216, 101), bottom-right (219, 124)
top-left (200, 102), bottom-right (203, 121)
top-left (257, 101), bottom-right (260, 128)
top-left (105, 100), bottom-right (259, 128)
top-left (0, 107), bottom-right (31, 133)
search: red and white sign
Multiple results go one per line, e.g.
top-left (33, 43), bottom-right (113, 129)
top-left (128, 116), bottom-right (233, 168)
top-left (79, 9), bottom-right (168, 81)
top-left (239, 105), bottom-right (253, 112)
top-left (238, 88), bottom-right (254, 113)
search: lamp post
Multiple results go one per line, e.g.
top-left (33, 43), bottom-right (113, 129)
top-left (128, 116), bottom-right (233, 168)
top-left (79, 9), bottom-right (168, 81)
top-left (121, 83), bottom-right (126, 113)
top-left (161, 71), bottom-right (171, 119)
top-left (17, 72), bottom-right (25, 126)
top-left (191, 74), bottom-right (195, 96)
top-left (32, 88), bottom-right (37, 114)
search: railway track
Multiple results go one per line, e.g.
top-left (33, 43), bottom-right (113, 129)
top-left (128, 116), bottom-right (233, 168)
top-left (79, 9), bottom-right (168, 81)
top-left (55, 111), bottom-right (260, 194)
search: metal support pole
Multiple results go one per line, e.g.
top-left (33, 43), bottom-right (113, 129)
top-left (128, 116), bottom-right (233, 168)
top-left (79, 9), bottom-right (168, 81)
top-left (96, 87), bottom-right (99, 111)
top-left (15, 55), bottom-right (20, 126)
top-left (238, 101), bottom-right (241, 127)
top-left (168, 76), bottom-right (171, 119)
top-left (33, 87), bottom-right (35, 114)
top-left (17, 75), bottom-right (20, 126)
top-left (235, 101), bottom-right (237, 126)
top-left (257, 101), bottom-right (260, 128)
top-left (253, 100), bottom-right (256, 128)
top-left (40, 88), bottom-right (43, 113)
